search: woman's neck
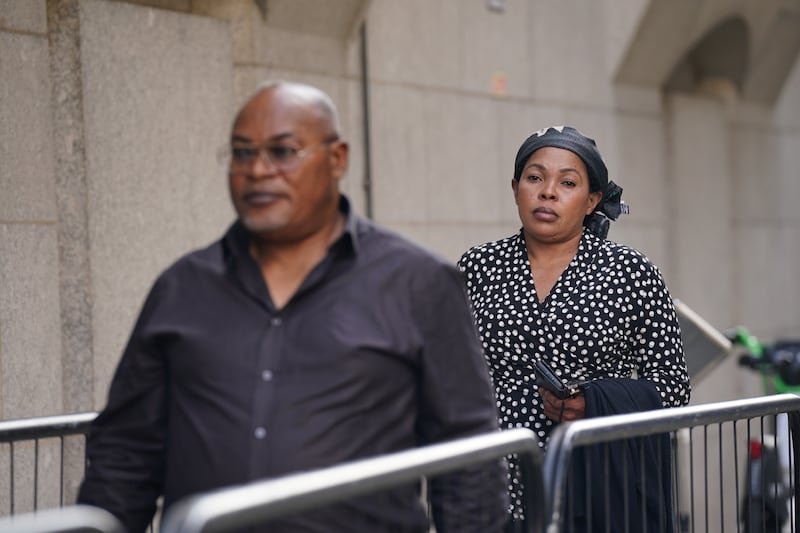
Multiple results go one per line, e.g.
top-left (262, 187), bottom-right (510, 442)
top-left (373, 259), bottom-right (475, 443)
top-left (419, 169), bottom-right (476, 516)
top-left (524, 230), bottom-right (583, 301)
top-left (524, 230), bottom-right (583, 266)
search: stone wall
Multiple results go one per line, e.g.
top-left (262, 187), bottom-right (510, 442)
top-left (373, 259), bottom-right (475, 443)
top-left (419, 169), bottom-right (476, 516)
top-left (1, 0), bottom-right (799, 512)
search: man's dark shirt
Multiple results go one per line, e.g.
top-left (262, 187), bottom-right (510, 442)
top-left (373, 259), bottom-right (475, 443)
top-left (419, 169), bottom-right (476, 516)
top-left (77, 196), bottom-right (506, 532)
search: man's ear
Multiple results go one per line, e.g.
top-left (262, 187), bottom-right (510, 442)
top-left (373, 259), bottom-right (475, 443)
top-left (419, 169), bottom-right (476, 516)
top-left (329, 141), bottom-right (349, 182)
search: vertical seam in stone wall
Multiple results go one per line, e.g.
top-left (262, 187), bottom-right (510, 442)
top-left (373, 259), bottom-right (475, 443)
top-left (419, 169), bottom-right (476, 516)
top-left (359, 21), bottom-right (373, 220)
top-left (46, 0), bottom-right (95, 413)
top-left (662, 94), bottom-right (679, 296)
top-left (0, 304), bottom-right (3, 419)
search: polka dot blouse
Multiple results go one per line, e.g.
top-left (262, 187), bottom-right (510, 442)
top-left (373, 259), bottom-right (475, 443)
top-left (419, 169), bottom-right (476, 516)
top-left (458, 229), bottom-right (691, 516)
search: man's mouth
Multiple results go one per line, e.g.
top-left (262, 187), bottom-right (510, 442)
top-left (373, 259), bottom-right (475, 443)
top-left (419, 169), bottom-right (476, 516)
top-left (243, 191), bottom-right (282, 205)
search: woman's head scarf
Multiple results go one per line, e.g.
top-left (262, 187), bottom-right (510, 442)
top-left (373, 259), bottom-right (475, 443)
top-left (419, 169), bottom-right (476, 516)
top-left (513, 125), bottom-right (628, 238)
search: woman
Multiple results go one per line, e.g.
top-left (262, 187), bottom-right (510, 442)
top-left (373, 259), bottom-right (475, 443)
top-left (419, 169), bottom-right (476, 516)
top-left (458, 126), bottom-right (691, 532)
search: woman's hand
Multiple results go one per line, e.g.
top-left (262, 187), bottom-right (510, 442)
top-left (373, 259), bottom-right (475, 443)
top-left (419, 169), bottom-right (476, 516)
top-left (539, 388), bottom-right (586, 422)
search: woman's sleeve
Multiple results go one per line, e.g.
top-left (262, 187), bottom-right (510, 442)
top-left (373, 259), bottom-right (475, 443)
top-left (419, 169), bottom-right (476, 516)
top-left (630, 257), bottom-right (692, 408)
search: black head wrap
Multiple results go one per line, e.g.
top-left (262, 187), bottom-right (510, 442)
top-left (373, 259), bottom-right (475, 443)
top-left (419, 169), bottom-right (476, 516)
top-left (513, 125), bottom-right (629, 238)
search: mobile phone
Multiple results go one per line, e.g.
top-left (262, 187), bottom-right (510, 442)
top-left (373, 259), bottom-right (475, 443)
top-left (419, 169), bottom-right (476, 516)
top-left (533, 359), bottom-right (582, 400)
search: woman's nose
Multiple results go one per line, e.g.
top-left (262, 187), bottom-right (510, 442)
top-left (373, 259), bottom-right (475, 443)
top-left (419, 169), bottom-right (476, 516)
top-left (539, 182), bottom-right (556, 199)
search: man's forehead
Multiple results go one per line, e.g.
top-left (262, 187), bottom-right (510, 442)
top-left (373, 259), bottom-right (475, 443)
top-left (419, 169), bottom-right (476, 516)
top-left (233, 95), bottom-right (318, 138)
top-left (233, 89), bottom-right (320, 137)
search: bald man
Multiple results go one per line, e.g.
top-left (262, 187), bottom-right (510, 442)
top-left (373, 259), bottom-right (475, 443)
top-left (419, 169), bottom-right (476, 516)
top-left (77, 81), bottom-right (507, 532)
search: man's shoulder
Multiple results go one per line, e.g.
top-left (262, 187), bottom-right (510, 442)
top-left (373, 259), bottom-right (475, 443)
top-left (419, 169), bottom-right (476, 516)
top-left (355, 216), bottom-right (453, 270)
top-left (156, 232), bottom-right (228, 284)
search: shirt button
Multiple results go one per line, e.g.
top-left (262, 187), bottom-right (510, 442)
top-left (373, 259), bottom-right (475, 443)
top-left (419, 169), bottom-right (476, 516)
top-left (270, 317), bottom-right (282, 326)
top-left (261, 370), bottom-right (273, 381)
top-left (254, 427), bottom-right (267, 439)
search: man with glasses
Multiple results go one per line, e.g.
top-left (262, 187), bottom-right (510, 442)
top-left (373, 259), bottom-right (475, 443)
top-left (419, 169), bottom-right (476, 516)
top-left (77, 81), bottom-right (507, 532)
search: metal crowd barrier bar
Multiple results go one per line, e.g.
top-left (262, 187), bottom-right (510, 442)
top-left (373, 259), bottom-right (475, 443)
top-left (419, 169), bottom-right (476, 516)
top-left (0, 413), bottom-right (97, 442)
top-left (161, 427), bottom-right (545, 533)
top-left (0, 504), bottom-right (125, 533)
top-left (0, 412), bottom-right (97, 516)
top-left (544, 393), bottom-right (800, 533)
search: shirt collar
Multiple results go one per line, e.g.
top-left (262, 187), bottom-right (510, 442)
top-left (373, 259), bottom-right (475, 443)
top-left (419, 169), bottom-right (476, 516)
top-left (224, 194), bottom-right (360, 261)
top-left (336, 194), bottom-right (360, 255)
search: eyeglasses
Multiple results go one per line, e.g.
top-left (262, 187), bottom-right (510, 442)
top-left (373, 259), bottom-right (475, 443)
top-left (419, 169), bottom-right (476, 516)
top-left (218, 135), bottom-right (339, 173)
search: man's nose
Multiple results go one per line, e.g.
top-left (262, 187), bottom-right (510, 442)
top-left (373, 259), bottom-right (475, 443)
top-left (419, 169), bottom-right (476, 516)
top-left (250, 148), bottom-right (278, 176)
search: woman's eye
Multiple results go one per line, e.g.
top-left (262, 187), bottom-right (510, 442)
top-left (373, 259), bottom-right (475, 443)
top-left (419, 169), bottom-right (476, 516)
top-left (563, 180), bottom-right (576, 187)
top-left (525, 174), bottom-right (542, 182)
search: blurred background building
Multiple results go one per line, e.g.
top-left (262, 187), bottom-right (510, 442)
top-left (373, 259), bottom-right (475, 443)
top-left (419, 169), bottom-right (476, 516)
top-left (1, 0), bottom-right (799, 423)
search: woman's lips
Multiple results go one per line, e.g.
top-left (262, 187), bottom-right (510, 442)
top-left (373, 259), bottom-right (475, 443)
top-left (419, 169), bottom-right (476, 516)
top-left (533, 207), bottom-right (557, 222)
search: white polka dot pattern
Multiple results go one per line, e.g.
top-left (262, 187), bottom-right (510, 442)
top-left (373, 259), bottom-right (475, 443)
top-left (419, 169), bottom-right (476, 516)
top-left (458, 230), bottom-right (691, 517)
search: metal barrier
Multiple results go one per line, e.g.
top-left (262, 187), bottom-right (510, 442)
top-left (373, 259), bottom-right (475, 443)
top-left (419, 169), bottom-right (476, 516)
top-left (0, 412), bottom-right (97, 516)
top-left (4, 395), bottom-right (800, 532)
top-left (544, 393), bottom-right (800, 533)
top-left (0, 504), bottom-right (124, 533)
top-left (160, 428), bottom-right (544, 533)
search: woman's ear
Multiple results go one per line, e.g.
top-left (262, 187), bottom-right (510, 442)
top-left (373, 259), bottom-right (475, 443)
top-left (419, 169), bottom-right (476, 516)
top-left (586, 190), bottom-right (602, 215)
top-left (511, 178), bottom-right (520, 204)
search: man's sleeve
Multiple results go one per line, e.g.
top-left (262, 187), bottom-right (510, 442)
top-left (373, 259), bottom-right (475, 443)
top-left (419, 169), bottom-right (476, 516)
top-left (77, 279), bottom-right (169, 533)
top-left (411, 261), bottom-right (509, 533)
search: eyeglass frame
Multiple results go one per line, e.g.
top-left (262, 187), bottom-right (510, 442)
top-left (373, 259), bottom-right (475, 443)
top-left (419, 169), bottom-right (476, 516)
top-left (218, 135), bottom-right (340, 173)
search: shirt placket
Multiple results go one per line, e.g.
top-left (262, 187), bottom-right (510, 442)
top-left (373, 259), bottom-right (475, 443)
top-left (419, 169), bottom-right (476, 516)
top-left (247, 308), bottom-right (285, 478)
top-left (245, 245), bottom-right (347, 479)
